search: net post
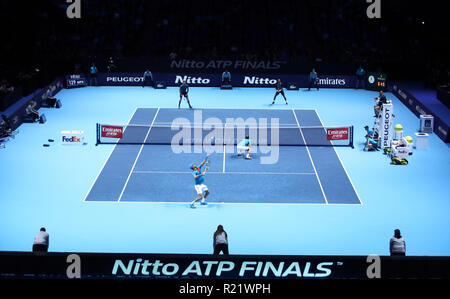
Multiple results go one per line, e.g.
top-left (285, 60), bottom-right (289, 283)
top-left (350, 125), bottom-right (354, 149)
top-left (96, 123), bottom-right (99, 146)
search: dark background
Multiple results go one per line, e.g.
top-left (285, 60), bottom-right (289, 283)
top-left (0, 0), bottom-right (449, 96)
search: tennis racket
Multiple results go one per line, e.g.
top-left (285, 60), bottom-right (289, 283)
top-left (203, 160), bottom-right (210, 175)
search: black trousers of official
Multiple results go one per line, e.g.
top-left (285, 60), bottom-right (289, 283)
top-left (356, 76), bottom-right (365, 89)
top-left (308, 79), bottom-right (319, 90)
top-left (143, 77), bottom-right (154, 87)
top-left (90, 74), bottom-right (98, 86)
top-left (33, 244), bottom-right (48, 253)
top-left (213, 243), bottom-right (229, 255)
top-left (390, 252), bottom-right (405, 256)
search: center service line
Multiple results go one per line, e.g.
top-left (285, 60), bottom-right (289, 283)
top-left (117, 108), bottom-right (160, 202)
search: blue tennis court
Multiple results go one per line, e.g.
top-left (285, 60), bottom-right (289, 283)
top-left (1, 86), bottom-right (449, 256)
top-left (84, 108), bottom-right (360, 205)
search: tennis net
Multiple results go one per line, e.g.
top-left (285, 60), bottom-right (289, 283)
top-left (96, 123), bottom-right (354, 147)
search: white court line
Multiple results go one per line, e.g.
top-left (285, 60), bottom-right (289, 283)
top-left (314, 110), bottom-right (363, 205)
top-left (151, 107), bottom-right (318, 111)
top-left (132, 170), bottom-right (316, 175)
top-left (292, 109), bottom-right (329, 204)
top-left (86, 200), bottom-right (360, 206)
top-left (222, 144), bottom-right (226, 173)
top-left (105, 123), bottom-right (325, 129)
top-left (117, 108), bottom-right (160, 202)
top-left (83, 107), bottom-right (138, 202)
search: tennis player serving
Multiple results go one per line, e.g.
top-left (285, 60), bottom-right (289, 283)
top-left (189, 153), bottom-right (211, 208)
top-left (237, 135), bottom-right (252, 160)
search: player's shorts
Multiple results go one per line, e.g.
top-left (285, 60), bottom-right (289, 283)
top-left (180, 92), bottom-right (188, 97)
top-left (237, 145), bottom-right (250, 152)
top-left (194, 184), bottom-right (208, 195)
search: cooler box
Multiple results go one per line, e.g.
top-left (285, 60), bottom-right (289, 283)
top-left (415, 132), bottom-right (429, 149)
top-left (420, 115), bottom-right (434, 133)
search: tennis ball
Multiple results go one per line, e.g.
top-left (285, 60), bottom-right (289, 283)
top-left (405, 136), bottom-right (413, 144)
top-left (394, 124), bottom-right (403, 132)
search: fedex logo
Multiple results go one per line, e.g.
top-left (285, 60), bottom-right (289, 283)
top-left (62, 136), bottom-right (81, 143)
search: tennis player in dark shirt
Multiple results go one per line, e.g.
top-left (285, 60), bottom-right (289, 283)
top-left (272, 79), bottom-right (288, 105)
top-left (179, 81), bottom-right (193, 109)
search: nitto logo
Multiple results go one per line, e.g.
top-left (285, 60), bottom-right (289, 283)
top-left (243, 76), bottom-right (277, 85)
top-left (63, 136), bottom-right (81, 143)
top-left (175, 76), bottom-right (210, 84)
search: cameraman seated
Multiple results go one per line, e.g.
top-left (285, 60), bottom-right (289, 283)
top-left (364, 134), bottom-right (379, 151)
top-left (0, 118), bottom-right (14, 147)
top-left (0, 114), bottom-right (16, 136)
top-left (25, 101), bottom-right (40, 122)
top-left (143, 70), bottom-right (154, 87)
top-left (221, 70), bottom-right (231, 85)
top-left (374, 90), bottom-right (388, 118)
top-left (42, 88), bottom-right (57, 108)
top-left (0, 120), bottom-right (9, 138)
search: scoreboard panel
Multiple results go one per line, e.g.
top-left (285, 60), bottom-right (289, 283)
top-left (366, 72), bottom-right (388, 91)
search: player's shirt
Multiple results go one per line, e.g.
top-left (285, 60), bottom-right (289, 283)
top-left (238, 139), bottom-right (251, 147)
top-left (276, 82), bottom-right (283, 91)
top-left (192, 168), bottom-right (204, 185)
top-left (356, 68), bottom-right (365, 76)
top-left (144, 71), bottom-right (153, 79)
top-left (310, 72), bottom-right (317, 80)
top-left (222, 72), bottom-right (231, 81)
top-left (366, 129), bottom-right (375, 136)
top-left (376, 95), bottom-right (387, 106)
top-left (90, 66), bottom-right (97, 74)
top-left (180, 84), bottom-right (189, 94)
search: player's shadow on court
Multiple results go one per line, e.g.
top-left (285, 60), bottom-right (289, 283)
top-left (264, 103), bottom-right (288, 108)
top-left (228, 153), bottom-right (260, 160)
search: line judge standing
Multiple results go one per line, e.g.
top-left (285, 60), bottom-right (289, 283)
top-left (32, 227), bottom-right (49, 253)
top-left (308, 68), bottom-right (319, 91)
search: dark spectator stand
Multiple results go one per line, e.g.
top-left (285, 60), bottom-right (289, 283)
top-left (437, 85), bottom-right (450, 109)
